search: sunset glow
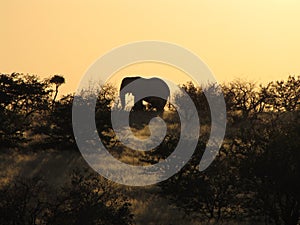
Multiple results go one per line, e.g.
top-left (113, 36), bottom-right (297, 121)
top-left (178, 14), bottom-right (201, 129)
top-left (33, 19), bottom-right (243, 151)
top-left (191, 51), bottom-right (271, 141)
top-left (1, 0), bottom-right (300, 94)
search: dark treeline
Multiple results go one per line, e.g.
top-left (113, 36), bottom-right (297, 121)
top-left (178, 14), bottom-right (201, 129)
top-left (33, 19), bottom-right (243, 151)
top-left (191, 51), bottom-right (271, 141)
top-left (0, 72), bottom-right (300, 225)
top-left (161, 78), bottom-right (300, 225)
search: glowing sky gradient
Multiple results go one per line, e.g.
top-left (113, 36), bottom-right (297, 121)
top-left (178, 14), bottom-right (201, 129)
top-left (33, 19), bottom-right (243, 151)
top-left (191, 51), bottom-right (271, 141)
top-left (1, 0), bottom-right (300, 95)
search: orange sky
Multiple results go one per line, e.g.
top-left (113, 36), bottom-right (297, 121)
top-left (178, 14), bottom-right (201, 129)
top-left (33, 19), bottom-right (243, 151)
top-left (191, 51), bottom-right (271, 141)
top-left (1, 0), bottom-right (300, 95)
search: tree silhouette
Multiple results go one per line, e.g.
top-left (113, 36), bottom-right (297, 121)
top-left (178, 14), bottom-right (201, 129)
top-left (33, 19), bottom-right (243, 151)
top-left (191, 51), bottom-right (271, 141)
top-left (0, 73), bottom-right (51, 148)
top-left (161, 77), bottom-right (300, 224)
top-left (50, 75), bottom-right (65, 104)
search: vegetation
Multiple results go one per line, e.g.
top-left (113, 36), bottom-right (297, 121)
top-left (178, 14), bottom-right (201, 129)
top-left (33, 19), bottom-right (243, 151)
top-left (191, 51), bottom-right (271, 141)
top-left (0, 72), bottom-right (299, 224)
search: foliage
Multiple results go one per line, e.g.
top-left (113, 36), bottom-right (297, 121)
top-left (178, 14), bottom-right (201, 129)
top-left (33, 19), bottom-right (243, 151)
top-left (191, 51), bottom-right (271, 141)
top-left (49, 75), bottom-right (65, 103)
top-left (1, 72), bottom-right (300, 224)
top-left (0, 171), bottom-right (134, 225)
top-left (161, 76), bottom-right (300, 225)
top-left (0, 73), bottom-right (51, 148)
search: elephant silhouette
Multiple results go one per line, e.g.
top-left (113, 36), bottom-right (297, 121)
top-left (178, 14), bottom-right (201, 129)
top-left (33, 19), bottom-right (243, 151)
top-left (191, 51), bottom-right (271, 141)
top-left (120, 76), bottom-right (170, 112)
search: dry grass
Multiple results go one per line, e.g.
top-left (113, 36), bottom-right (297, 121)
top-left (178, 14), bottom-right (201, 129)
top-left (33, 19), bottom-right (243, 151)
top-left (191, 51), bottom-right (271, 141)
top-left (0, 112), bottom-right (258, 224)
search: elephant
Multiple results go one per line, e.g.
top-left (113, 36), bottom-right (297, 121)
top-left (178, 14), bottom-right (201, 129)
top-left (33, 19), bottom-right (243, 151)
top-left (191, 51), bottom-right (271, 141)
top-left (120, 76), bottom-right (170, 112)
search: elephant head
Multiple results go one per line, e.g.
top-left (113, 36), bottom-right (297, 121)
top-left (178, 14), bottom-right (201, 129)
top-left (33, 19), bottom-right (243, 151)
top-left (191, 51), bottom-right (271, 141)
top-left (120, 76), bottom-right (170, 112)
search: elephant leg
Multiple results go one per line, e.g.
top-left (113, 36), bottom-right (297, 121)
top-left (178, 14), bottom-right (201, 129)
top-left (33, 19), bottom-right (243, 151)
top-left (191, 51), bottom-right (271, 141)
top-left (132, 100), bottom-right (144, 111)
top-left (120, 92), bottom-right (126, 110)
top-left (148, 97), bottom-right (166, 112)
